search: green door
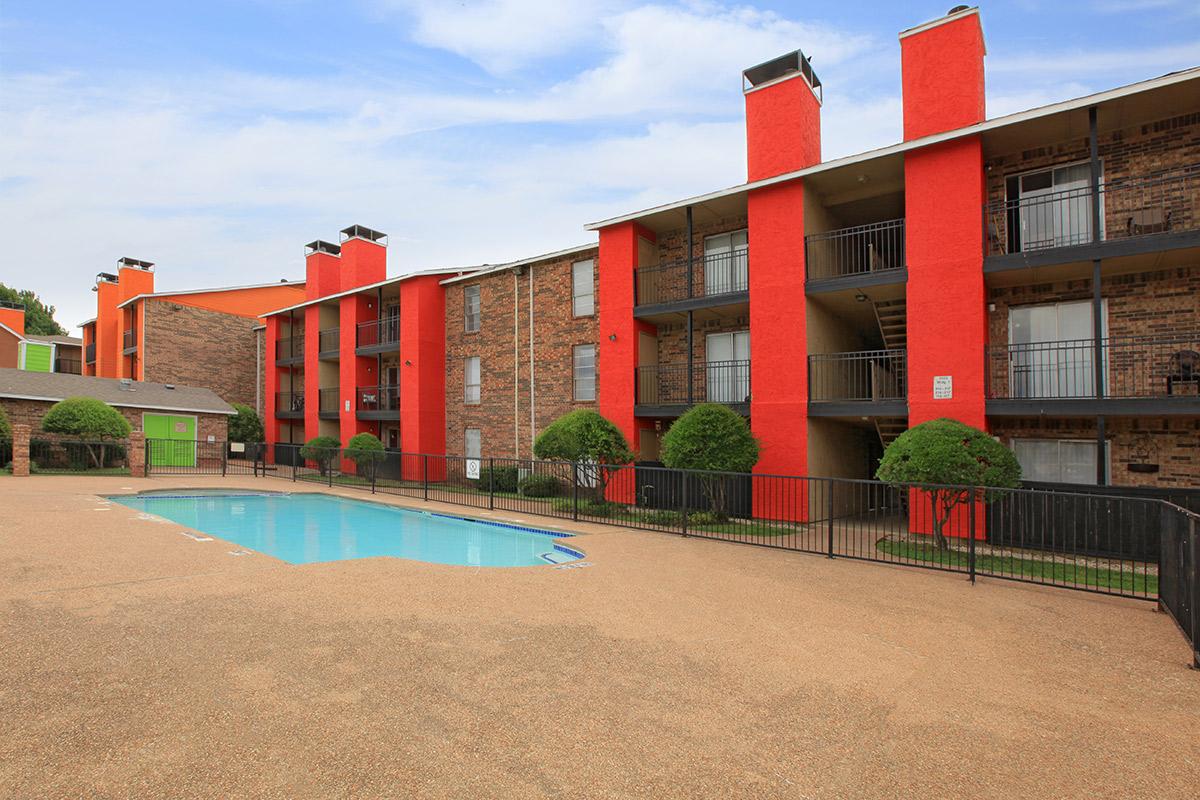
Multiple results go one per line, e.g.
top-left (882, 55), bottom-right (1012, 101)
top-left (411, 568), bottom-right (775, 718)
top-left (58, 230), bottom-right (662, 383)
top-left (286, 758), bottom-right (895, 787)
top-left (145, 414), bottom-right (197, 467)
top-left (19, 342), bottom-right (52, 372)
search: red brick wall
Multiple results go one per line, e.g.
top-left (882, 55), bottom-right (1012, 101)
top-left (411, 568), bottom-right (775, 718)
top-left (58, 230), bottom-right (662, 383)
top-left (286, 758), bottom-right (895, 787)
top-left (0, 396), bottom-right (228, 442)
top-left (990, 417), bottom-right (1199, 489)
top-left (646, 215), bottom-right (749, 299)
top-left (142, 299), bottom-right (260, 408)
top-left (444, 248), bottom-right (599, 460)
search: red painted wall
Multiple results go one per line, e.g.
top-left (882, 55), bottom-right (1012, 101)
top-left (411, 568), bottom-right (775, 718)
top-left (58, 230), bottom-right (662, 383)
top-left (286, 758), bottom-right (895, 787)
top-left (597, 222), bottom-right (647, 450)
top-left (748, 180), bottom-right (809, 518)
top-left (155, 283), bottom-right (306, 319)
top-left (0, 306), bottom-right (24, 336)
top-left (900, 11), bottom-right (985, 142)
top-left (95, 280), bottom-right (120, 379)
top-left (745, 73), bottom-right (821, 182)
top-left (338, 293), bottom-right (376, 452)
top-left (399, 275), bottom-right (446, 464)
top-left (339, 237), bottom-right (386, 293)
top-left (306, 251), bottom-right (341, 301)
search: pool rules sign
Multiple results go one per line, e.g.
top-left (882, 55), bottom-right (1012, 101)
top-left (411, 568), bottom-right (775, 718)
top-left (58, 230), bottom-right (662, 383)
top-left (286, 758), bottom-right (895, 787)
top-left (933, 375), bottom-right (953, 399)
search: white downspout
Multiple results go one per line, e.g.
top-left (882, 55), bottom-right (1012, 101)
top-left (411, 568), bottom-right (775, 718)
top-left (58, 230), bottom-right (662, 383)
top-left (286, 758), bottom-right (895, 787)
top-left (513, 270), bottom-right (520, 459)
top-left (528, 264), bottom-right (535, 450)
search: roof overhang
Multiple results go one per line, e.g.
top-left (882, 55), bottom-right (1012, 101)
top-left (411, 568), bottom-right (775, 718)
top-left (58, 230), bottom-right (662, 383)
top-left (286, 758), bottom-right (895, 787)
top-left (0, 391), bottom-right (236, 416)
top-left (259, 267), bottom-right (473, 318)
top-left (115, 279), bottom-right (306, 310)
top-left (440, 243), bottom-right (598, 285)
top-left (584, 66), bottom-right (1200, 231)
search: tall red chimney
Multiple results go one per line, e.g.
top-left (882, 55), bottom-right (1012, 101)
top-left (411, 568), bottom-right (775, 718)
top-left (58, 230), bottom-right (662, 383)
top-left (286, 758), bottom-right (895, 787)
top-left (900, 6), bottom-right (985, 141)
top-left (743, 49), bottom-right (822, 182)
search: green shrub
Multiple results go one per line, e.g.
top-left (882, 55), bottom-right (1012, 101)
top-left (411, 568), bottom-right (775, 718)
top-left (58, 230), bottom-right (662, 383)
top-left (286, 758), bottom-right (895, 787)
top-left (476, 465), bottom-right (519, 493)
top-left (300, 435), bottom-right (341, 476)
top-left (637, 508), bottom-right (681, 526)
top-left (661, 404), bottom-right (759, 520)
top-left (229, 403), bottom-right (264, 443)
top-left (534, 409), bottom-right (632, 498)
top-left (345, 432), bottom-right (386, 480)
top-left (685, 511), bottom-right (718, 526)
top-left (550, 497), bottom-right (618, 517)
top-left (0, 404), bottom-right (10, 440)
top-left (518, 473), bottom-right (560, 497)
top-left (876, 418), bottom-right (1021, 550)
top-left (40, 397), bottom-right (130, 469)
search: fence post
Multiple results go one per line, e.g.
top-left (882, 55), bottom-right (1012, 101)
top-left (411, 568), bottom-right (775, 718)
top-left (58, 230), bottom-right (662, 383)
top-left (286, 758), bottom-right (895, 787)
top-left (681, 471), bottom-right (689, 538)
top-left (488, 457), bottom-right (495, 510)
top-left (423, 454), bottom-right (429, 502)
top-left (144, 437), bottom-right (151, 478)
top-left (292, 447), bottom-right (297, 482)
top-left (572, 462), bottom-right (580, 521)
top-left (825, 479), bottom-right (835, 561)
top-left (328, 450), bottom-right (333, 488)
top-left (221, 443), bottom-right (228, 477)
top-left (1190, 517), bottom-right (1199, 670)
top-left (968, 493), bottom-right (977, 585)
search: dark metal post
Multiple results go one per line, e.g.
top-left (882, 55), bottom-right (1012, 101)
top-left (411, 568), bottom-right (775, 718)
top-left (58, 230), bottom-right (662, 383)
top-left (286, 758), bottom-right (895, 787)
top-left (488, 457), bottom-right (495, 510)
top-left (144, 439), bottom-right (151, 477)
top-left (328, 451), bottom-right (333, 488)
top-left (686, 205), bottom-right (694, 406)
top-left (1088, 106), bottom-right (1107, 486)
top-left (685, 205), bottom-right (694, 299)
top-left (826, 480), bottom-right (834, 558)
top-left (1190, 516), bottom-right (1199, 670)
top-left (221, 443), bottom-right (227, 477)
top-left (423, 454), bottom-right (430, 502)
top-left (681, 470), bottom-right (689, 537)
top-left (968, 495), bottom-right (977, 584)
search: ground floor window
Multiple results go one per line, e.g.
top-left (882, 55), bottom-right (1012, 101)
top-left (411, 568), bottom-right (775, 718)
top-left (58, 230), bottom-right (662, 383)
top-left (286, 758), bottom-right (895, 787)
top-left (573, 344), bottom-right (596, 400)
top-left (464, 427), bottom-right (482, 480)
top-left (1012, 438), bottom-right (1108, 485)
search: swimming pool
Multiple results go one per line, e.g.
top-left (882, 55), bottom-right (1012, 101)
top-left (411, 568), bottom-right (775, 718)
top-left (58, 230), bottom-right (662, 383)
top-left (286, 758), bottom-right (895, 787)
top-left (109, 492), bottom-right (583, 567)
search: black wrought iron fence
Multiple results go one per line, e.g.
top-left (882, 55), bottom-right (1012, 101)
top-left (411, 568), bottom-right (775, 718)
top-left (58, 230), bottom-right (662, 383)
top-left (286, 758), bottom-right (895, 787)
top-left (0, 437), bottom-right (11, 471)
top-left (808, 350), bottom-right (906, 401)
top-left (28, 438), bottom-right (129, 474)
top-left (1158, 505), bottom-right (1200, 669)
top-left (145, 440), bottom-right (267, 476)
top-left (356, 317), bottom-right (400, 348)
top-left (275, 334), bottom-right (304, 361)
top-left (635, 250), bottom-right (749, 306)
top-left (635, 360), bottom-right (751, 405)
top-left (357, 384), bottom-right (400, 412)
top-left (318, 328), bottom-right (339, 354)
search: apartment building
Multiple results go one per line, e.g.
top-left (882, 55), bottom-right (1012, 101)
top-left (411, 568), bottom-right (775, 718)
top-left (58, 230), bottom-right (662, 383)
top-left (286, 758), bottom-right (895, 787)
top-left (79, 258), bottom-right (306, 408)
top-left (588, 5), bottom-right (1199, 492)
top-left (441, 245), bottom-right (599, 462)
top-left (0, 301), bottom-right (83, 374)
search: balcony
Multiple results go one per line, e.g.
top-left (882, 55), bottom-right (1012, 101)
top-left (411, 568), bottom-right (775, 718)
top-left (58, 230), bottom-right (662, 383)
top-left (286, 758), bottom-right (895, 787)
top-left (356, 384), bottom-right (400, 420)
top-left (805, 218), bottom-right (906, 290)
top-left (54, 357), bottom-right (82, 375)
top-left (276, 334), bottom-right (304, 365)
top-left (318, 387), bottom-right (340, 419)
top-left (122, 329), bottom-right (137, 354)
top-left (635, 250), bottom-right (749, 315)
top-left (84, 343), bottom-right (95, 364)
top-left (356, 317), bottom-right (400, 355)
top-left (984, 165), bottom-right (1200, 272)
top-left (986, 332), bottom-right (1200, 415)
top-left (318, 328), bottom-right (339, 360)
top-left (275, 391), bottom-right (304, 419)
top-left (808, 350), bottom-right (907, 416)
top-left (634, 360), bottom-right (750, 417)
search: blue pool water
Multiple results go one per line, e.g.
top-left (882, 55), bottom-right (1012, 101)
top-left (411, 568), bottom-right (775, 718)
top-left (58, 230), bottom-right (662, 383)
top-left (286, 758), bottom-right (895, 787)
top-left (109, 491), bottom-right (582, 567)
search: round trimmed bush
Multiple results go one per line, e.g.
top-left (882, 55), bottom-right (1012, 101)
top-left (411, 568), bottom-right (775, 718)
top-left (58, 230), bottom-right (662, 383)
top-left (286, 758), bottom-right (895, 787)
top-left (518, 473), bottom-right (560, 497)
top-left (346, 432), bottom-right (386, 480)
top-left (229, 403), bottom-right (264, 443)
top-left (41, 396), bottom-right (131, 440)
top-left (300, 435), bottom-right (341, 476)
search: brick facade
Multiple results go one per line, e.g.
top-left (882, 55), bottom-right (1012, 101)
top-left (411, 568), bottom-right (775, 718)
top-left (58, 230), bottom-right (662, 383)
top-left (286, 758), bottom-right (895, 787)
top-left (990, 417), bottom-right (1200, 489)
top-left (444, 248), bottom-right (599, 460)
top-left (142, 299), bottom-right (260, 408)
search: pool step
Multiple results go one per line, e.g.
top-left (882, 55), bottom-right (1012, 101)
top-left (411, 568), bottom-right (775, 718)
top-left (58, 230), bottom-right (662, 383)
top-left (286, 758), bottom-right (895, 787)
top-left (539, 549), bottom-right (578, 565)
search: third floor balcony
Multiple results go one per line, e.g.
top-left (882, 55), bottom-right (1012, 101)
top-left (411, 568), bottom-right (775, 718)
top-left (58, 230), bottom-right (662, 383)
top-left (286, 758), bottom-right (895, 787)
top-left (84, 343), bottom-right (95, 364)
top-left (318, 328), bottom-right (339, 360)
top-left (276, 334), bottom-right (304, 364)
top-left (122, 329), bottom-right (137, 354)
top-left (804, 218), bottom-right (906, 289)
top-left (356, 317), bottom-right (400, 355)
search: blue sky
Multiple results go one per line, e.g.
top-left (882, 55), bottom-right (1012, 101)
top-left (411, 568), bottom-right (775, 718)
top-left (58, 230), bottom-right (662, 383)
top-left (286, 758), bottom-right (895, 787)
top-left (1, 0), bottom-right (1197, 333)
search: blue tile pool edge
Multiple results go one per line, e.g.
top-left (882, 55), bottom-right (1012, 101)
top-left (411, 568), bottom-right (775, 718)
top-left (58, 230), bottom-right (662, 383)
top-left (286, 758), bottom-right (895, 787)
top-left (106, 489), bottom-right (589, 565)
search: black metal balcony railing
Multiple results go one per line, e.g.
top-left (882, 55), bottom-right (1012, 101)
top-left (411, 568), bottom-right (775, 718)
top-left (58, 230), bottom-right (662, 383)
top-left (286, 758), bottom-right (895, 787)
top-left (276, 334), bottom-right (304, 361)
top-left (318, 387), bottom-right (340, 414)
top-left (635, 360), bottom-right (751, 406)
top-left (985, 165), bottom-right (1199, 257)
top-left (805, 218), bottom-right (906, 281)
top-left (986, 333), bottom-right (1200, 400)
top-left (808, 350), bottom-right (907, 402)
top-left (54, 358), bottom-right (82, 375)
top-left (84, 343), bottom-right (95, 364)
top-left (357, 384), bottom-right (400, 412)
top-left (122, 329), bottom-right (136, 351)
top-left (635, 250), bottom-right (749, 307)
top-left (318, 328), bottom-right (339, 354)
top-left (275, 391), bottom-right (305, 414)
top-left (357, 317), bottom-right (400, 349)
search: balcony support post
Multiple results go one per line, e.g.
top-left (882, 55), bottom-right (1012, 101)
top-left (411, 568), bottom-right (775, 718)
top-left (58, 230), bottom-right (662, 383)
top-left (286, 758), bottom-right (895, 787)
top-left (686, 204), bottom-right (695, 406)
top-left (1088, 107), bottom-right (1108, 486)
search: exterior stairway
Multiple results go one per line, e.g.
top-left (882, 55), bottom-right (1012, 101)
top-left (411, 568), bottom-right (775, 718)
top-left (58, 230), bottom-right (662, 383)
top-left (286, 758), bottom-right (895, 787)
top-left (872, 298), bottom-right (907, 351)
top-left (874, 417), bottom-right (907, 449)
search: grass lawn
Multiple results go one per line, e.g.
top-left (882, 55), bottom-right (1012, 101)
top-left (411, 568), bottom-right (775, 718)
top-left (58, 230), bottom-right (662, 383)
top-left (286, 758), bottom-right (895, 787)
top-left (877, 538), bottom-right (1157, 595)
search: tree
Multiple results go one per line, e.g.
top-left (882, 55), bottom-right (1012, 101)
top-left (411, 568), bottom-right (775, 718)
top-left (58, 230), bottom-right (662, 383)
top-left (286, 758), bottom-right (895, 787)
top-left (533, 409), bottom-right (633, 498)
top-left (661, 404), bottom-right (760, 519)
top-left (300, 435), bottom-right (341, 476)
top-left (0, 284), bottom-right (67, 336)
top-left (875, 418), bottom-right (1021, 550)
top-left (41, 397), bottom-right (132, 468)
top-left (0, 404), bottom-right (10, 440)
top-left (345, 432), bottom-right (386, 481)
top-left (228, 403), bottom-right (264, 443)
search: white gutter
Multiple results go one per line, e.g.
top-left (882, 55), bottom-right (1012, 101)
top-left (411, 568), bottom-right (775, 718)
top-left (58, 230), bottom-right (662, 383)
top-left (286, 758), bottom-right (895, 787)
top-left (583, 66), bottom-right (1200, 230)
top-left (440, 243), bottom-right (598, 285)
top-left (260, 266), bottom-right (475, 318)
top-left (0, 392), bottom-right (236, 415)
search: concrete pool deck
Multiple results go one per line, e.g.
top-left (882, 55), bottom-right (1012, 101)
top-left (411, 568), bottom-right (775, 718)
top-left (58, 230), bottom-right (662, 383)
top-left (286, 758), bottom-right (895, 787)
top-left (1, 475), bottom-right (1197, 798)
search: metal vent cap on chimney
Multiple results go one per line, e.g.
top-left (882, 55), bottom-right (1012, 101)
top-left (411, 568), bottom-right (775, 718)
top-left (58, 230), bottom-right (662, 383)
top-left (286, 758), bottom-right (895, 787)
top-left (117, 257), bottom-right (155, 271)
top-left (339, 224), bottom-right (388, 245)
top-left (304, 240), bottom-right (342, 257)
top-left (742, 48), bottom-right (821, 100)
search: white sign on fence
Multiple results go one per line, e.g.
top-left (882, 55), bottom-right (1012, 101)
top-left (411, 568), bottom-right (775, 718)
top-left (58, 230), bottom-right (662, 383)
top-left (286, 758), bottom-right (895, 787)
top-left (465, 458), bottom-right (481, 480)
top-left (933, 375), bottom-right (953, 399)
top-left (230, 442), bottom-right (245, 453)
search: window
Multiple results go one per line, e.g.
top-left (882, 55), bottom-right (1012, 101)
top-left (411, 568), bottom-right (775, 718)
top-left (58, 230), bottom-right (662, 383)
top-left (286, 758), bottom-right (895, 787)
top-left (464, 285), bottom-right (480, 333)
top-left (572, 259), bottom-right (595, 317)
top-left (573, 344), bottom-right (596, 401)
top-left (1008, 300), bottom-right (1106, 399)
top-left (1007, 161), bottom-right (1101, 252)
top-left (464, 356), bottom-right (481, 404)
top-left (1012, 438), bottom-right (1107, 485)
top-left (705, 331), bottom-right (750, 402)
top-left (465, 428), bottom-right (481, 460)
top-left (703, 230), bottom-right (749, 295)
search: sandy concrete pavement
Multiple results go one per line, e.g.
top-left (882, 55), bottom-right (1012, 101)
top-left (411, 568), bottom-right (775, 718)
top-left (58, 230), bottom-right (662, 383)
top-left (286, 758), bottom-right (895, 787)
top-left (1, 475), bottom-right (1197, 799)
